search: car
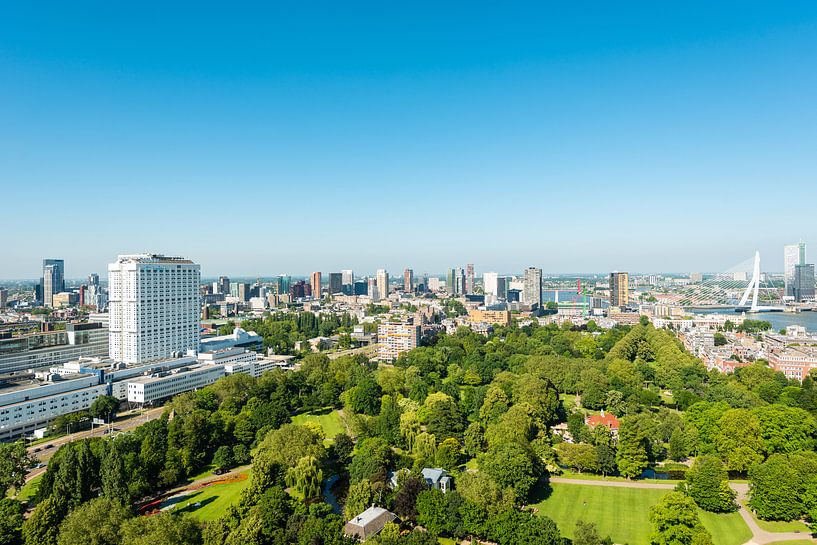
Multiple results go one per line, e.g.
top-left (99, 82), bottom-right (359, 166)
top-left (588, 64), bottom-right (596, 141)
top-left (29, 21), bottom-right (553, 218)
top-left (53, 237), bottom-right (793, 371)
top-left (34, 463), bottom-right (44, 469)
top-left (212, 467), bottom-right (225, 475)
top-left (33, 447), bottom-right (41, 453)
top-left (44, 444), bottom-right (53, 449)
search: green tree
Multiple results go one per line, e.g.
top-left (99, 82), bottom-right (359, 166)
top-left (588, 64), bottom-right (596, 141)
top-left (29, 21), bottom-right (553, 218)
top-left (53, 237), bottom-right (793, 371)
top-left (119, 512), bottom-right (202, 545)
top-left (416, 489), bottom-right (448, 536)
top-left (714, 409), bottom-right (764, 473)
top-left (684, 456), bottom-right (736, 512)
top-left (436, 437), bottom-right (463, 469)
top-left (256, 424), bottom-right (326, 468)
top-left (285, 456), bottom-right (323, 500)
top-left (23, 496), bottom-right (65, 545)
top-left (554, 443), bottom-right (599, 473)
top-left (344, 479), bottom-right (374, 519)
top-left (89, 395), bottom-right (120, 422)
top-left (617, 418), bottom-right (649, 478)
top-left (649, 492), bottom-right (713, 545)
top-left (0, 498), bottom-right (24, 545)
top-left (478, 442), bottom-right (540, 502)
top-left (212, 445), bottom-right (234, 471)
top-left (748, 453), bottom-right (806, 520)
top-left (0, 442), bottom-right (34, 496)
top-left (573, 520), bottom-right (604, 545)
top-left (57, 497), bottom-right (131, 545)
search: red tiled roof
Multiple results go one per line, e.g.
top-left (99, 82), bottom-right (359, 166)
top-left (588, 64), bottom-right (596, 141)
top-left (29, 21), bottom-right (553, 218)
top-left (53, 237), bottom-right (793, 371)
top-left (585, 413), bottom-right (620, 429)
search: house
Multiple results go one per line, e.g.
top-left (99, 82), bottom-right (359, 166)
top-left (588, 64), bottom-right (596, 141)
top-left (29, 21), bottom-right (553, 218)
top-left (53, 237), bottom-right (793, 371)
top-left (585, 410), bottom-right (620, 433)
top-left (421, 468), bottom-right (452, 493)
top-left (344, 506), bottom-right (397, 541)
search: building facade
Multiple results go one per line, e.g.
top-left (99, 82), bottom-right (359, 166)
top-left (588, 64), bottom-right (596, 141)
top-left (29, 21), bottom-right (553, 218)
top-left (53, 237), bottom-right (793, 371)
top-left (377, 323), bottom-right (420, 362)
top-left (522, 267), bottom-right (542, 307)
top-left (329, 272), bottom-right (343, 295)
top-left (785, 243), bottom-right (807, 297)
top-left (403, 268), bottom-right (414, 292)
top-left (108, 254), bottom-right (201, 364)
top-left (793, 264), bottom-right (816, 302)
top-left (610, 271), bottom-right (630, 308)
top-left (376, 269), bottom-right (389, 301)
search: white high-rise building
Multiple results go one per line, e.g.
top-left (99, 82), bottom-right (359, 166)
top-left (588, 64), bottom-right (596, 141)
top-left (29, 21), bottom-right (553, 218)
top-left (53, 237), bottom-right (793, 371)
top-left (522, 267), bottom-right (542, 307)
top-left (784, 243), bottom-right (807, 297)
top-left (376, 269), bottom-right (389, 301)
top-left (483, 272), bottom-right (499, 297)
top-left (108, 254), bottom-right (201, 364)
top-left (341, 269), bottom-right (354, 286)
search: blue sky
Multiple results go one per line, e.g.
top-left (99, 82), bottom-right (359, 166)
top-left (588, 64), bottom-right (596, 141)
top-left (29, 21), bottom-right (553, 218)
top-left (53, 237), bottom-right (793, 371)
top-left (2, 2), bottom-right (816, 279)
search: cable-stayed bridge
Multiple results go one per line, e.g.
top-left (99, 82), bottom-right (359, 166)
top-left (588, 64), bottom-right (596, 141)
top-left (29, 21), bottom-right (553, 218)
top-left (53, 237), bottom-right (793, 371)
top-left (680, 251), bottom-right (785, 313)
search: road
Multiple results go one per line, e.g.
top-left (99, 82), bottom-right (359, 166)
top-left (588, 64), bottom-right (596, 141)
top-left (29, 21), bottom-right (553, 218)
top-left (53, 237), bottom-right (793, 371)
top-left (25, 406), bottom-right (166, 480)
top-left (547, 477), bottom-right (814, 545)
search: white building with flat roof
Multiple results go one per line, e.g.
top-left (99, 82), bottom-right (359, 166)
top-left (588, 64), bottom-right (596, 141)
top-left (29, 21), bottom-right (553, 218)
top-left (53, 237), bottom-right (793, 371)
top-left (126, 364), bottom-right (224, 404)
top-left (108, 254), bottom-right (200, 364)
top-left (0, 374), bottom-right (107, 440)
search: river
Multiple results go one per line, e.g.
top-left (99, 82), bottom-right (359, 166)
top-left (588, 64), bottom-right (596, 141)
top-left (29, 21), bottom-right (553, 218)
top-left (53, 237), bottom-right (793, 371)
top-left (690, 308), bottom-right (817, 333)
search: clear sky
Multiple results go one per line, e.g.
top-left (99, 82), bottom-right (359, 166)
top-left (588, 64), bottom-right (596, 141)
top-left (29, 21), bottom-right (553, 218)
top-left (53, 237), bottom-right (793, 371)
top-left (2, 2), bottom-right (816, 279)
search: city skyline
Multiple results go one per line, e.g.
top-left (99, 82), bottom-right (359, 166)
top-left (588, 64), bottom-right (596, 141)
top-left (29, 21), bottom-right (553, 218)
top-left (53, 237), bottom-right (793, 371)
top-left (2, 4), bottom-right (817, 278)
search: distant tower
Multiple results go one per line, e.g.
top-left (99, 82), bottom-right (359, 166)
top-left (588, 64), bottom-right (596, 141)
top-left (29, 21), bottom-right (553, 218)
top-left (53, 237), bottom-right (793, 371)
top-left (376, 269), bottom-right (389, 301)
top-left (310, 272), bottom-right (322, 299)
top-left (609, 271), bottom-right (629, 308)
top-left (465, 264), bottom-right (475, 295)
top-left (403, 268), bottom-right (414, 292)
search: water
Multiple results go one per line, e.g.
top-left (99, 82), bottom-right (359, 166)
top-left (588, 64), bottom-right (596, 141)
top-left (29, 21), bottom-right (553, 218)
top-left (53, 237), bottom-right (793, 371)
top-left (690, 308), bottom-right (817, 333)
top-left (543, 290), bottom-right (593, 304)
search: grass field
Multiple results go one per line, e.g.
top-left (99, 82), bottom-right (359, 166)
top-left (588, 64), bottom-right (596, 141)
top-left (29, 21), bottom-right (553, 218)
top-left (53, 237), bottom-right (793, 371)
top-left (291, 408), bottom-right (346, 439)
top-left (14, 474), bottom-right (42, 502)
top-left (752, 517), bottom-right (811, 534)
top-left (169, 472), bottom-right (252, 521)
top-left (532, 483), bottom-right (751, 545)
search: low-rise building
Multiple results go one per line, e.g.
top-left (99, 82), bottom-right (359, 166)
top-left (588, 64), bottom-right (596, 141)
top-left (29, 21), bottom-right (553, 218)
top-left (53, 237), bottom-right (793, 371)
top-left (467, 308), bottom-right (511, 326)
top-left (0, 373), bottom-right (107, 441)
top-left (0, 322), bottom-right (109, 375)
top-left (344, 506), bottom-right (397, 541)
top-left (199, 327), bottom-right (263, 353)
top-left (126, 364), bottom-right (225, 404)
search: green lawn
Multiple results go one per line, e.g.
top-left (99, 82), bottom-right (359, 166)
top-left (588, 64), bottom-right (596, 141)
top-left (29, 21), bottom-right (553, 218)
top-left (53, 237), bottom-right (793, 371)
top-left (532, 483), bottom-right (750, 545)
top-left (14, 474), bottom-right (42, 502)
top-left (291, 409), bottom-right (346, 439)
top-left (170, 472), bottom-right (252, 521)
top-left (753, 517), bottom-right (811, 534)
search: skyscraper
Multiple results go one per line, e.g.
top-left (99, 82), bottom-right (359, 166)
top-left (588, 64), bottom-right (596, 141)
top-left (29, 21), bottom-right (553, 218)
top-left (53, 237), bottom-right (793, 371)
top-left (217, 276), bottom-right (230, 296)
top-left (446, 268), bottom-right (456, 295)
top-left (108, 254), bottom-right (200, 364)
top-left (609, 271), bottom-right (630, 307)
top-left (329, 272), bottom-right (343, 295)
top-left (0, 288), bottom-right (7, 308)
top-left (483, 272), bottom-right (499, 297)
top-left (793, 264), bottom-right (815, 302)
top-left (785, 243), bottom-right (807, 297)
top-left (341, 269), bottom-right (354, 286)
top-left (41, 259), bottom-right (64, 307)
top-left (403, 268), bottom-right (414, 292)
top-left (454, 268), bottom-right (466, 295)
top-left (522, 267), bottom-right (542, 307)
top-left (310, 272), bottom-right (322, 299)
top-left (376, 269), bottom-right (389, 301)
top-left (465, 263), bottom-right (475, 295)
